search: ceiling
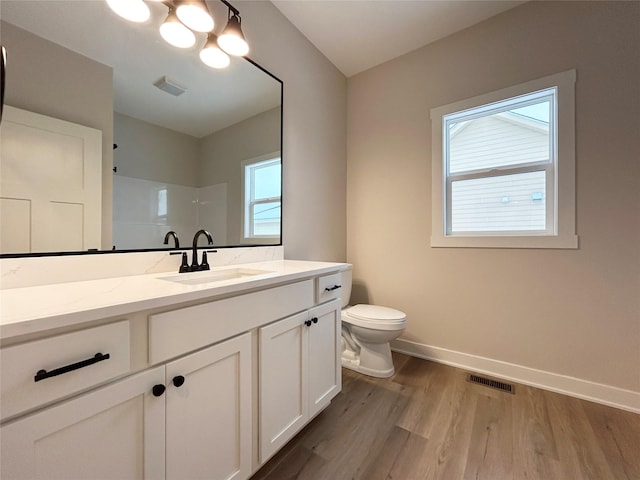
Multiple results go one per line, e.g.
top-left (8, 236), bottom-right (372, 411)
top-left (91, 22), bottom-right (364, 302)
top-left (272, 0), bottom-right (527, 77)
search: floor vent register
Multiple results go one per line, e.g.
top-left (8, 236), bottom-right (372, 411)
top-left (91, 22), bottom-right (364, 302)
top-left (467, 373), bottom-right (515, 394)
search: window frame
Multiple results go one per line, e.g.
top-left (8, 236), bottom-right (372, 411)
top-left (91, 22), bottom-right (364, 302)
top-left (241, 152), bottom-right (281, 243)
top-left (430, 70), bottom-right (578, 249)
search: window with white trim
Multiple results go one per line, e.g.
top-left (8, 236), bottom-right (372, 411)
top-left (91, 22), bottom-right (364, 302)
top-left (242, 155), bottom-right (281, 240)
top-left (430, 70), bottom-right (578, 248)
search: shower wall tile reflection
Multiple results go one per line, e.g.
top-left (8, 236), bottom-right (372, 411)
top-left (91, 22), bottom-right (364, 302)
top-left (113, 176), bottom-right (227, 249)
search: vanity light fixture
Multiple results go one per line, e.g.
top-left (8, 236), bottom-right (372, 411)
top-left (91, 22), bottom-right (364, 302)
top-left (105, 0), bottom-right (249, 69)
top-left (199, 34), bottom-right (230, 69)
top-left (105, 0), bottom-right (150, 23)
top-left (160, 6), bottom-right (197, 49)
top-left (217, 7), bottom-right (249, 57)
top-left (175, 0), bottom-right (214, 33)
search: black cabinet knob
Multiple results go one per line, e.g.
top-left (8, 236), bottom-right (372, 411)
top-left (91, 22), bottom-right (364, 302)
top-left (152, 384), bottom-right (166, 397)
top-left (312, 317), bottom-right (318, 324)
top-left (173, 375), bottom-right (185, 387)
top-left (304, 320), bottom-right (312, 327)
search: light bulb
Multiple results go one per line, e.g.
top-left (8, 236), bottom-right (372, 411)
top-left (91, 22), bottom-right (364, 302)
top-left (200, 35), bottom-right (230, 69)
top-left (105, 0), bottom-right (150, 23)
top-left (160, 9), bottom-right (196, 49)
top-left (218, 15), bottom-right (249, 57)
top-left (176, 1), bottom-right (214, 33)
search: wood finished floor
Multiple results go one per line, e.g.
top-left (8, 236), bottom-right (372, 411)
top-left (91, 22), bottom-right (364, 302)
top-left (251, 353), bottom-right (640, 480)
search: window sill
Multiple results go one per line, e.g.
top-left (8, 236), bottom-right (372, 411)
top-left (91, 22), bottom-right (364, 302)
top-left (430, 234), bottom-right (578, 249)
top-left (241, 236), bottom-right (280, 245)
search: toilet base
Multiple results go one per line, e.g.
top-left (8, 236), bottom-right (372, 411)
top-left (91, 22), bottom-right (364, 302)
top-left (341, 357), bottom-right (395, 378)
top-left (341, 338), bottom-right (396, 378)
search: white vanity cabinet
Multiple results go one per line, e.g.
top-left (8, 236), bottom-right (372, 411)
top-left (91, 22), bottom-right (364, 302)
top-left (0, 366), bottom-right (166, 480)
top-left (164, 332), bottom-right (252, 480)
top-left (0, 261), bottom-right (345, 480)
top-left (0, 332), bottom-right (252, 480)
top-left (259, 298), bottom-right (341, 461)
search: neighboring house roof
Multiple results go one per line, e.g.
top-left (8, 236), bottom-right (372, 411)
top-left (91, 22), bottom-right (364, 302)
top-left (449, 112), bottom-right (549, 174)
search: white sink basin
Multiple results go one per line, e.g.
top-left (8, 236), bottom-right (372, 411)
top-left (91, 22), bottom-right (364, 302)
top-left (161, 268), bottom-right (274, 286)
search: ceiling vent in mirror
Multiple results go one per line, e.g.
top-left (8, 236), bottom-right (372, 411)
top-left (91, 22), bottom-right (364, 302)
top-left (153, 76), bottom-right (187, 96)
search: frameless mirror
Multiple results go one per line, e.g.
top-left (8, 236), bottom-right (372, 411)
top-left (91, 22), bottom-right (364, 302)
top-left (0, 0), bottom-right (282, 257)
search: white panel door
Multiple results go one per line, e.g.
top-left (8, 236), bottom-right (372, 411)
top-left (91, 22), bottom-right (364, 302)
top-left (0, 367), bottom-right (166, 480)
top-left (307, 299), bottom-right (342, 418)
top-left (259, 311), bottom-right (309, 462)
top-left (165, 333), bottom-right (252, 480)
top-left (0, 105), bottom-right (102, 253)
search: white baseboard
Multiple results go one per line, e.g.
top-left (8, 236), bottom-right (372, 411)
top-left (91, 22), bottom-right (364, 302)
top-left (391, 338), bottom-right (640, 414)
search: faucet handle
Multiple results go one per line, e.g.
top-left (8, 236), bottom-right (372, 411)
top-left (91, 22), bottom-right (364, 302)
top-left (201, 251), bottom-right (210, 271)
top-left (179, 252), bottom-right (190, 273)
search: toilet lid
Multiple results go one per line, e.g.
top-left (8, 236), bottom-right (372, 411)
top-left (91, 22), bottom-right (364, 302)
top-left (345, 304), bottom-right (406, 323)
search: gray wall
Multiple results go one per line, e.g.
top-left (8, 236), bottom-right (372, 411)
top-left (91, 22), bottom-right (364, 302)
top-left (1, 21), bottom-right (114, 249)
top-left (114, 112), bottom-right (200, 186)
top-left (240, 2), bottom-right (347, 262)
top-left (347, 2), bottom-right (640, 394)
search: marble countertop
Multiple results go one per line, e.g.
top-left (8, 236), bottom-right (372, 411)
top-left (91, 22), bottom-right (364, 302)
top-left (0, 260), bottom-right (345, 340)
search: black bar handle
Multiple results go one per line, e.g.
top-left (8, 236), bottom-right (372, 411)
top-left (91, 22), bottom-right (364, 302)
top-left (324, 285), bottom-right (342, 292)
top-left (34, 352), bottom-right (110, 383)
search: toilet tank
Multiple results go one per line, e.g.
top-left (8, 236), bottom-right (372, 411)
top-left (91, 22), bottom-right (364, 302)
top-left (339, 264), bottom-right (353, 308)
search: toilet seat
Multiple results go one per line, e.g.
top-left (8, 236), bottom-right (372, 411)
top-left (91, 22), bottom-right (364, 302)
top-left (342, 304), bottom-right (406, 331)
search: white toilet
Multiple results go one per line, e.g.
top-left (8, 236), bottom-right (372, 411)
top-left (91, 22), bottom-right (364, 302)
top-left (339, 264), bottom-right (407, 378)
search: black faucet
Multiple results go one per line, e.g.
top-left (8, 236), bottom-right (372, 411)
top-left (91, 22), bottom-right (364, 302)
top-left (163, 231), bottom-right (180, 248)
top-left (191, 229), bottom-right (213, 271)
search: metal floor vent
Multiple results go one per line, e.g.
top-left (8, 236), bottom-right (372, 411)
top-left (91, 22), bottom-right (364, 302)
top-left (468, 374), bottom-right (514, 394)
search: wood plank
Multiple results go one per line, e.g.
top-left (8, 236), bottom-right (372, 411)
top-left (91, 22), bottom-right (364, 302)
top-left (250, 442), bottom-right (327, 480)
top-left (420, 372), bottom-right (476, 480)
top-left (299, 369), bottom-right (411, 479)
top-left (463, 393), bottom-right (514, 479)
top-left (511, 383), bottom-right (564, 479)
top-left (250, 354), bottom-right (640, 480)
top-left (394, 358), bottom-right (454, 439)
top-left (545, 390), bottom-right (617, 480)
top-left (582, 399), bottom-right (640, 480)
top-left (360, 426), bottom-right (431, 480)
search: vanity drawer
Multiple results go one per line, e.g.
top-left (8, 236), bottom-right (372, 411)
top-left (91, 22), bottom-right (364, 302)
top-left (317, 272), bottom-right (343, 304)
top-left (149, 279), bottom-right (314, 364)
top-left (0, 320), bottom-right (131, 421)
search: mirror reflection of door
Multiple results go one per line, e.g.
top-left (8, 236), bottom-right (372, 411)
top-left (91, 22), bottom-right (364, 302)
top-left (0, 107), bottom-right (102, 254)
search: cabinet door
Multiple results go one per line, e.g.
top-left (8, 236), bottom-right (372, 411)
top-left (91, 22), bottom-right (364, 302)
top-left (165, 333), bottom-right (252, 480)
top-left (259, 311), bottom-right (309, 462)
top-left (308, 299), bottom-right (342, 418)
top-left (0, 367), bottom-right (166, 480)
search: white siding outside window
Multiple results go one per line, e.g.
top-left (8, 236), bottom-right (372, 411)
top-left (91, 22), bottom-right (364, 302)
top-left (451, 171), bottom-right (546, 232)
top-left (430, 70), bottom-right (578, 248)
